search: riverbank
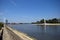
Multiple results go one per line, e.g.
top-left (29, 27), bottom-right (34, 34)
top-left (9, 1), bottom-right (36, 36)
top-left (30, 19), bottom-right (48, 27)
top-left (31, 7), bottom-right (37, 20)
top-left (7, 26), bottom-right (35, 40)
top-left (3, 26), bottom-right (36, 40)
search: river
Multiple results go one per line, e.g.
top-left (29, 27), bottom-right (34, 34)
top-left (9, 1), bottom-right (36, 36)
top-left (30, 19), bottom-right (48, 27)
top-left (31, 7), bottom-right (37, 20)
top-left (8, 24), bottom-right (60, 40)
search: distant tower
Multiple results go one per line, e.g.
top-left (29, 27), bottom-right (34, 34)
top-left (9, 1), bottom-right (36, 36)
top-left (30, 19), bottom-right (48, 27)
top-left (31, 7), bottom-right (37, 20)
top-left (5, 19), bottom-right (8, 25)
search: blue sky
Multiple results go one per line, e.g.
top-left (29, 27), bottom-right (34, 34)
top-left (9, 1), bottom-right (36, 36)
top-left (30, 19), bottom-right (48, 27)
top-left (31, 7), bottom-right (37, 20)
top-left (0, 0), bottom-right (60, 23)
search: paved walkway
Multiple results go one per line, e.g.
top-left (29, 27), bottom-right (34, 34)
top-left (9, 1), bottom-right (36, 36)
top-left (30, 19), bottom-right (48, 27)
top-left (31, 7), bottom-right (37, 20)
top-left (3, 27), bottom-right (22, 40)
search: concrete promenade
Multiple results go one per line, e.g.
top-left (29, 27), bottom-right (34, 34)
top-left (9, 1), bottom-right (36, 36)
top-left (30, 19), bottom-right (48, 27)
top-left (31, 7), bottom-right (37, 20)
top-left (3, 26), bottom-right (35, 40)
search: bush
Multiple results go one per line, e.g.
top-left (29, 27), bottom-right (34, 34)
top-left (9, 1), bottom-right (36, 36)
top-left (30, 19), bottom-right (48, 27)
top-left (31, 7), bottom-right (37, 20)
top-left (0, 22), bottom-right (3, 30)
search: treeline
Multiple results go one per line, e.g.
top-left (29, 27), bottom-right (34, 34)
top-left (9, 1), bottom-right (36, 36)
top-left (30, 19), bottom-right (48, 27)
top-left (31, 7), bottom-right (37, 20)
top-left (0, 22), bottom-right (3, 30)
top-left (32, 18), bottom-right (60, 24)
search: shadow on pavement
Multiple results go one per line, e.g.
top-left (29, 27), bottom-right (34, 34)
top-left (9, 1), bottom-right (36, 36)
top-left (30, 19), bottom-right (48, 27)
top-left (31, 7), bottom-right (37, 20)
top-left (0, 29), bottom-right (3, 40)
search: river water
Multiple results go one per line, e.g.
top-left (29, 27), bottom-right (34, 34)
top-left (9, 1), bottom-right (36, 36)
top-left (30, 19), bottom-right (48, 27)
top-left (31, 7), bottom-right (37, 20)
top-left (8, 24), bottom-right (60, 40)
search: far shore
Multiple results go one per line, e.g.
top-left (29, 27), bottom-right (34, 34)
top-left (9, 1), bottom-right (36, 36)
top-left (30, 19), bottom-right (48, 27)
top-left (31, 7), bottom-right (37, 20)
top-left (33, 23), bottom-right (60, 25)
top-left (7, 23), bottom-right (60, 25)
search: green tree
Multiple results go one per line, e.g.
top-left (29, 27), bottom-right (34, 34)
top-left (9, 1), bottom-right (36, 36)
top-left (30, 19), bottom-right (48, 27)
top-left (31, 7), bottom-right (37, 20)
top-left (52, 18), bottom-right (58, 23)
top-left (40, 19), bottom-right (44, 23)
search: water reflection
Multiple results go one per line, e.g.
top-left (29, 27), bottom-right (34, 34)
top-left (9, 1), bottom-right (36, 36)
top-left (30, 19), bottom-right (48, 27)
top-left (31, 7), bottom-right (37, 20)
top-left (44, 25), bottom-right (46, 32)
top-left (37, 25), bottom-right (47, 33)
top-left (37, 25), bottom-right (60, 40)
top-left (37, 25), bottom-right (59, 34)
